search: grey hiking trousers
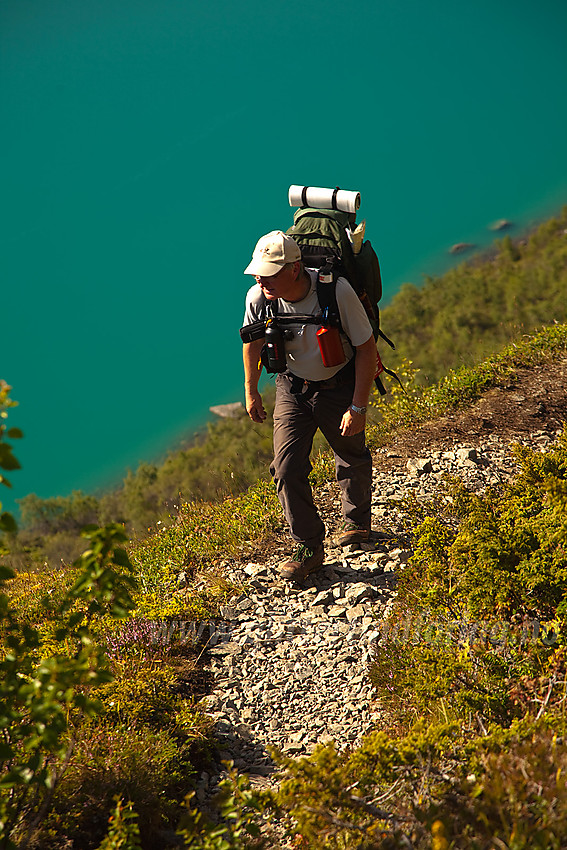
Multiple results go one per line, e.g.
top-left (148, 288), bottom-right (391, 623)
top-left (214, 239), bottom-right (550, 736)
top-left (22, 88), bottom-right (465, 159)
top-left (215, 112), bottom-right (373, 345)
top-left (270, 371), bottom-right (372, 549)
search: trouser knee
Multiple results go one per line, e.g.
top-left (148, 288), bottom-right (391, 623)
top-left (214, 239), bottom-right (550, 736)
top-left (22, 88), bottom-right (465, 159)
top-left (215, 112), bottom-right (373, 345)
top-left (270, 452), bottom-right (311, 487)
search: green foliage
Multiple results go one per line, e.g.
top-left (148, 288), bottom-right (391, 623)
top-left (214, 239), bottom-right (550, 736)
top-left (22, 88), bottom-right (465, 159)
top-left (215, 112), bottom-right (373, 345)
top-left (174, 478), bottom-right (281, 565)
top-left (0, 398), bottom-right (143, 846)
top-left (129, 477), bottom-right (280, 621)
top-left (95, 797), bottom-right (142, 850)
top-left (95, 662), bottom-right (179, 728)
top-left (0, 386), bottom-right (227, 848)
top-left (368, 433), bottom-right (567, 727)
top-left (268, 723), bottom-right (466, 848)
top-left (308, 448), bottom-right (337, 487)
top-left (45, 723), bottom-right (192, 849)
top-left (418, 433), bottom-right (567, 624)
top-left (17, 491), bottom-right (102, 565)
top-left (0, 524), bottom-right (137, 848)
top-left (8, 476), bottom-right (274, 845)
top-left (441, 727), bottom-right (567, 849)
top-left (18, 491), bottom-right (100, 538)
top-left (251, 717), bottom-right (567, 849)
top-left (380, 206), bottom-right (567, 383)
top-left (59, 525), bottom-right (138, 622)
top-left (369, 356), bottom-right (423, 420)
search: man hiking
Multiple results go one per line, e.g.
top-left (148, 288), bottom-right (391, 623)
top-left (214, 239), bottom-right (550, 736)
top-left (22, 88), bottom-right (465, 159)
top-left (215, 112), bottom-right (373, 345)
top-left (242, 230), bottom-right (376, 582)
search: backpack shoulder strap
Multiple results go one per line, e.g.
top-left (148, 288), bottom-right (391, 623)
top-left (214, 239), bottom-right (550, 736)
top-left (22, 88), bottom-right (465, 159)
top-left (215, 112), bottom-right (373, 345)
top-left (254, 289), bottom-right (278, 319)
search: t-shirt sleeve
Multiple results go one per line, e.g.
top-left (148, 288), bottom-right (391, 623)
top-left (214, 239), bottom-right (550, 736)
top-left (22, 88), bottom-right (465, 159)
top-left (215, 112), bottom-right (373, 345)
top-left (242, 284), bottom-right (267, 327)
top-left (335, 278), bottom-right (373, 347)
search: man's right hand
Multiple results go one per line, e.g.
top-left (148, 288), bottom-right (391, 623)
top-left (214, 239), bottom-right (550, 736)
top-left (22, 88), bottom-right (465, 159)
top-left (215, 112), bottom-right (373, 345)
top-left (246, 390), bottom-right (266, 423)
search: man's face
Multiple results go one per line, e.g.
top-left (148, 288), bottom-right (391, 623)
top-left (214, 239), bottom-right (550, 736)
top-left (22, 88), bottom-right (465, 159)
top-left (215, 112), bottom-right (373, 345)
top-left (255, 263), bottom-right (298, 301)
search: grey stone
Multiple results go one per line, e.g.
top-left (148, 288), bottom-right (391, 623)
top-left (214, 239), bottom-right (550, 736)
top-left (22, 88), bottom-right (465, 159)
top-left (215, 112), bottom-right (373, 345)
top-left (282, 742), bottom-right (305, 754)
top-left (209, 642), bottom-right (242, 657)
top-left (327, 605), bottom-right (347, 618)
top-left (345, 583), bottom-right (373, 604)
top-left (346, 605), bottom-right (367, 622)
top-left (407, 458), bottom-right (433, 476)
top-left (388, 548), bottom-right (411, 564)
top-left (243, 562), bottom-right (261, 574)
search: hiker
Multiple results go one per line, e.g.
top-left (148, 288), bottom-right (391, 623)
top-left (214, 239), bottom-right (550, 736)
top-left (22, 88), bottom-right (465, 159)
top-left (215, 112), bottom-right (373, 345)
top-left (242, 230), bottom-right (376, 581)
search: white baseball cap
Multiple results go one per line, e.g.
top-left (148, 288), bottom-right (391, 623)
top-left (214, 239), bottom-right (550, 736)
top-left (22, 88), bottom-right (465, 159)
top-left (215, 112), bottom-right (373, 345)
top-left (243, 230), bottom-right (302, 276)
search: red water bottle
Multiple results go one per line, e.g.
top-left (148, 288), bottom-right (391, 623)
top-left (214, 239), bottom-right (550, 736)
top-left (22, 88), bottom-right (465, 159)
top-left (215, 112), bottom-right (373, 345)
top-left (317, 263), bottom-right (346, 367)
top-left (317, 326), bottom-right (345, 367)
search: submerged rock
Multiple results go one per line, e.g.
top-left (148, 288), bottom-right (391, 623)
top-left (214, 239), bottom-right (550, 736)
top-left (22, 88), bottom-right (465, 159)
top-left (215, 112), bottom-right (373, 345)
top-left (449, 242), bottom-right (476, 255)
top-left (489, 218), bottom-right (513, 231)
top-left (209, 402), bottom-right (244, 419)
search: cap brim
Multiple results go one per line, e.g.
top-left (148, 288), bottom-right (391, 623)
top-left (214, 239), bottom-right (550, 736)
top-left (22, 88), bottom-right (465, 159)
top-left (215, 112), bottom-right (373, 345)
top-left (243, 258), bottom-right (284, 276)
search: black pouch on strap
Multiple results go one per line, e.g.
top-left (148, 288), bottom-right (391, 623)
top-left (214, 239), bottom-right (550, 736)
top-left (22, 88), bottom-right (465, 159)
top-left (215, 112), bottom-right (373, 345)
top-left (240, 320), bottom-right (267, 343)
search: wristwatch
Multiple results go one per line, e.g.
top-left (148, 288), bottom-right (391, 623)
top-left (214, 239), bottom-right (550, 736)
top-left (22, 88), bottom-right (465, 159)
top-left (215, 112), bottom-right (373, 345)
top-left (350, 404), bottom-right (367, 415)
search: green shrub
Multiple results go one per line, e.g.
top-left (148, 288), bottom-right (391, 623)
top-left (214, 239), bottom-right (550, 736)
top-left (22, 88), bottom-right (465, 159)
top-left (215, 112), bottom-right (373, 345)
top-left (369, 432), bottom-right (567, 727)
top-left (42, 724), bottom-right (189, 850)
top-left (262, 718), bottom-right (567, 849)
top-left (95, 662), bottom-right (179, 728)
top-left (438, 726), bottom-right (567, 849)
top-left (0, 524), bottom-right (137, 848)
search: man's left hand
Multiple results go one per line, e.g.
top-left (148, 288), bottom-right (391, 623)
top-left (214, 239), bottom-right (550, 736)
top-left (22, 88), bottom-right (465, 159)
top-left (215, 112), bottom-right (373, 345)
top-left (340, 407), bottom-right (366, 436)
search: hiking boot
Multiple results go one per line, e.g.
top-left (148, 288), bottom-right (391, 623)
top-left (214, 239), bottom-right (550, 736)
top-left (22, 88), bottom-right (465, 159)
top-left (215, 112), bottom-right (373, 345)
top-left (336, 522), bottom-right (371, 547)
top-left (279, 544), bottom-right (324, 582)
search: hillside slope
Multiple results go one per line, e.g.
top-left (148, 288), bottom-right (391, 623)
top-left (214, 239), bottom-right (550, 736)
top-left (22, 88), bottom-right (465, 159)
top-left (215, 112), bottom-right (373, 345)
top-left (379, 206), bottom-right (567, 382)
top-left (189, 353), bottom-right (567, 837)
top-left (2, 341), bottom-right (566, 848)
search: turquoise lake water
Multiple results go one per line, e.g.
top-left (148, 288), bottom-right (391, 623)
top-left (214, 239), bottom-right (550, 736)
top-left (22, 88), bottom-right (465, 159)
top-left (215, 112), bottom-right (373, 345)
top-left (1, 0), bottom-right (566, 513)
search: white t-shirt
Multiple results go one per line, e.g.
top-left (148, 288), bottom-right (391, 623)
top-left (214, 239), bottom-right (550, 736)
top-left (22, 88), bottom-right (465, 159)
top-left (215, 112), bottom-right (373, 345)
top-left (243, 269), bottom-right (373, 381)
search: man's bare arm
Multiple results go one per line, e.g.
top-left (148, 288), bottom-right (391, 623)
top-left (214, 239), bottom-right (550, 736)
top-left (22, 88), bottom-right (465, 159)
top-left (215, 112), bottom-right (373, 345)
top-left (243, 339), bottom-right (266, 423)
top-left (340, 335), bottom-right (376, 436)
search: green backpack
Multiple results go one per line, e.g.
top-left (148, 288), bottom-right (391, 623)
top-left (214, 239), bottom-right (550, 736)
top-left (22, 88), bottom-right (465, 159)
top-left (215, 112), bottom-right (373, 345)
top-left (286, 207), bottom-right (389, 346)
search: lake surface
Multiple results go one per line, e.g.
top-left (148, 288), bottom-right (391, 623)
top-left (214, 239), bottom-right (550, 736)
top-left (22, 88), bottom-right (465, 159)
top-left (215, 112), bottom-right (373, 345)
top-left (1, 0), bottom-right (566, 512)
